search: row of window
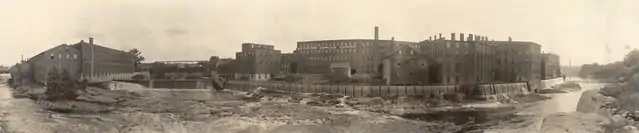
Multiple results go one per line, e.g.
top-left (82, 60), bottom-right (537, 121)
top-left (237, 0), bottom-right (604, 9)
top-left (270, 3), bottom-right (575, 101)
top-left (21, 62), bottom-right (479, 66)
top-left (50, 53), bottom-right (78, 60)
top-left (299, 48), bottom-right (369, 54)
top-left (299, 41), bottom-right (372, 49)
top-left (237, 52), bottom-right (276, 57)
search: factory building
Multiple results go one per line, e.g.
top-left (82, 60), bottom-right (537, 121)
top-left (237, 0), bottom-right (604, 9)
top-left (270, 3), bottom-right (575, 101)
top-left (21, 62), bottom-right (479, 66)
top-left (541, 53), bottom-right (561, 79)
top-left (234, 43), bottom-right (282, 81)
top-left (420, 33), bottom-right (496, 85)
top-left (295, 27), bottom-right (417, 78)
top-left (15, 38), bottom-right (135, 84)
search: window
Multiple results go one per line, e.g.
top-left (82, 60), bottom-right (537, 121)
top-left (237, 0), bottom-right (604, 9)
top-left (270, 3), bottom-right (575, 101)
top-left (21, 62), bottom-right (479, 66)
top-left (58, 54), bottom-right (62, 59)
top-left (66, 54), bottom-right (70, 59)
top-left (50, 54), bottom-right (55, 59)
top-left (396, 63), bottom-right (401, 66)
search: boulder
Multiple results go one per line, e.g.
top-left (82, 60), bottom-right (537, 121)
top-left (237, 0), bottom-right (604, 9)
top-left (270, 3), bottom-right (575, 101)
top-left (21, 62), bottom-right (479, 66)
top-left (442, 93), bottom-right (465, 102)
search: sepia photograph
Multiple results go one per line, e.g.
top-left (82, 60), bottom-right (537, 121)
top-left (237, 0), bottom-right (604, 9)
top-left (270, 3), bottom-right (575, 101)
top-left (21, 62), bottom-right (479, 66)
top-left (0, 0), bottom-right (638, 132)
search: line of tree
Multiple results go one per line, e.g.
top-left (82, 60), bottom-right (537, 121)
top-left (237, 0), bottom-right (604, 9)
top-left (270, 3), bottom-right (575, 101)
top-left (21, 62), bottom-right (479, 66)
top-left (580, 49), bottom-right (639, 81)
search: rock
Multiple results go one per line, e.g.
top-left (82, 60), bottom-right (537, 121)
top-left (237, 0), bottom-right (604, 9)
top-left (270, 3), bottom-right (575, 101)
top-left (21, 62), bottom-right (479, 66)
top-left (442, 93), bottom-right (465, 102)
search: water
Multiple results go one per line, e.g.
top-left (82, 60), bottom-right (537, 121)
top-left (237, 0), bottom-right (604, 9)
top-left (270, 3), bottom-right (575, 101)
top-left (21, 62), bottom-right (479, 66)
top-left (538, 78), bottom-right (607, 116)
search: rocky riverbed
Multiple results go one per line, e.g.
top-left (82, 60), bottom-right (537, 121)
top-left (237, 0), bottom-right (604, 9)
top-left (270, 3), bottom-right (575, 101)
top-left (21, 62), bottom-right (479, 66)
top-left (0, 75), bottom-right (559, 133)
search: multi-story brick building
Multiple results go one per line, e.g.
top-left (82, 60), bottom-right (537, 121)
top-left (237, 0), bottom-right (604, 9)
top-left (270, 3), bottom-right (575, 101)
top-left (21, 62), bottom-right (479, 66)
top-left (235, 43), bottom-right (282, 81)
top-left (382, 45), bottom-right (431, 85)
top-left (295, 27), bottom-right (417, 77)
top-left (493, 39), bottom-right (542, 83)
top-left (17, 38), bottom-right (135, 84)
top-left (541, 53), bottom-right (561, 79)
top-left (420, 33), bottom-right (496, 85)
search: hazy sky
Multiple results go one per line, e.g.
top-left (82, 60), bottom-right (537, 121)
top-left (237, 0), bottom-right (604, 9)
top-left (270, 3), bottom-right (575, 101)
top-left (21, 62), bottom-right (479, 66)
top-left (0, 0), bottom-right (637, 66)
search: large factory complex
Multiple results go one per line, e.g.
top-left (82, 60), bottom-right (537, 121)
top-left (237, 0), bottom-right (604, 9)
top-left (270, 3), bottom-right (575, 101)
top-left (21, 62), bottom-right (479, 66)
top-left (9, 27), bottom-right (562, 92)
top-left (221, 27), bottom-right (561, 87)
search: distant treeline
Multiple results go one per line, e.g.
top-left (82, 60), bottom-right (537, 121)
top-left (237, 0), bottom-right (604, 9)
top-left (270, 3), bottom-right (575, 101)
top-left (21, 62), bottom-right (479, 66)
top-left (579, 49), bottom-right (639, 81)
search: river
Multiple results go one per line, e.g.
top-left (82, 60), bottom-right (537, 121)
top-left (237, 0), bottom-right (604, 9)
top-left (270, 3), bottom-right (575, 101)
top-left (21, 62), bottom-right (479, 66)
top-left (0, 75), bottom-right (612, 133)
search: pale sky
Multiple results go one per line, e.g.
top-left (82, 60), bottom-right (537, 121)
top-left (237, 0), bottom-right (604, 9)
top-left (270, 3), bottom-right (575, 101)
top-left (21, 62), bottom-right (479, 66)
top-left (0, 0), bottom-right (637, 66)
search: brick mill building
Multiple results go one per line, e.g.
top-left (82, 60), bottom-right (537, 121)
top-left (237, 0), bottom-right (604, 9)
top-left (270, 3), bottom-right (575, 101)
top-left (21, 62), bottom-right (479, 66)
top-left (234, 43), bottom-right (282, 81)
top-left (294, 27), bottom-right (418, 77)
top-left (15, 38), bottom-right (136, 84)
top-left (541, 53), bottom-right (561, 79)
top-left (420, 33), bottom-right (496, 85)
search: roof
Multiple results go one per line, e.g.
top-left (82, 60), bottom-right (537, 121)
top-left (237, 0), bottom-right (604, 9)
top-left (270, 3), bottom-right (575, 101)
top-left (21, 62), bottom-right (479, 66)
top-left (298, 39), bottom-right (417, 44)
top-left (492, 41), bottom-right (541, 46)
top-left (382, 44), bottom-right (421, 59)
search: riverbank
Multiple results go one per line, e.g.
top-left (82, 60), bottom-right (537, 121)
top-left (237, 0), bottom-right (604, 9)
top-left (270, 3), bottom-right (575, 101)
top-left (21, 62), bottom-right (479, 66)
top-left (0, 78), bottom-right (556, 133)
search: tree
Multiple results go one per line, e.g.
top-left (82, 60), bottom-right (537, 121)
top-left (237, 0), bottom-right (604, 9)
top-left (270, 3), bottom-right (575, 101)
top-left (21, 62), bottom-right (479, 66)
top-left (128, 49), bottom-right (145, 71)
top-left (208, 56), bottom-right (220, 71)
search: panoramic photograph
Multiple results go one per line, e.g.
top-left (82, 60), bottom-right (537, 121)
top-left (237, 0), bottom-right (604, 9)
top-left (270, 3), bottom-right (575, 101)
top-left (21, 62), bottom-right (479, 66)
top-left (0, 0), bottom-right (638, 133)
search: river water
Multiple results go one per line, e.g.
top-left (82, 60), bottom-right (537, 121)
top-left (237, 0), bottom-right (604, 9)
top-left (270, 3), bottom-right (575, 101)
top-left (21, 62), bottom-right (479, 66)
top-left (538, 77), bottom-right (607, 116)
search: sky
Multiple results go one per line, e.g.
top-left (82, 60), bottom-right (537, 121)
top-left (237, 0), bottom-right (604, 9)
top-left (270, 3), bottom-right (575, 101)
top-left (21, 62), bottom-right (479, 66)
top-left (0, 0), bottom-right (637, 66)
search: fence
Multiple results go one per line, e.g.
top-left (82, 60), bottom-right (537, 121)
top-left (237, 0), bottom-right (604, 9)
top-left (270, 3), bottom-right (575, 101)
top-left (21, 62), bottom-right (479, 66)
top-left (225, 81), bottom-right (529, 97)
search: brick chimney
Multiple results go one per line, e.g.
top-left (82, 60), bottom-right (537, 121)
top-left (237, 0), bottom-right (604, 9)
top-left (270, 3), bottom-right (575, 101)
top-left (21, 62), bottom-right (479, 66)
top-left (438, 33), bottom-right (442, 39)
top-left (468, 34), bottom-right (474, 41)
top-left (508, 37), bottom-right (512, 42)
top-left (460, 33), bottom-right (465, 41)
top-left (429, 36), bottom-right (432, 41)
top-left (89, 37), bottom-right (94, 44)
top-left (374, 27), bottom-right (379, 40)
top-left (451, 33), bottom-right (456, 41)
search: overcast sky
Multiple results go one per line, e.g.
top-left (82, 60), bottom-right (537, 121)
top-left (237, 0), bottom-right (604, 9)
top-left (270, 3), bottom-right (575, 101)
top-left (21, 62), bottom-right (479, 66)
top-left (0, 0), bottom-right (637, 66)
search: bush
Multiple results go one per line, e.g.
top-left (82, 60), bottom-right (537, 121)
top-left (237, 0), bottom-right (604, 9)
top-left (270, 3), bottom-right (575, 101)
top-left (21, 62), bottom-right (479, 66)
top-left (45, 68), bottom-right (81, 100)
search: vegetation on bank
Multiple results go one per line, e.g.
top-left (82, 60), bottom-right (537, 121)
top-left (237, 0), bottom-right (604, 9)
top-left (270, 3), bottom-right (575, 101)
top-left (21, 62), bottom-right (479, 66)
top-left (579, 49), bottom-right (639, 81)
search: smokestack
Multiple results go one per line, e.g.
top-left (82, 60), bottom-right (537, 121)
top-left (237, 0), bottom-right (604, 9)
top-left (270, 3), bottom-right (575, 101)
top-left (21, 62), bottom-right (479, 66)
top-left (438, 33), bottom-right (442, 39)
top-left (468, 34), bottom-right (474, 41)
top-left (460, 33), bottom-right (465, 41)
top-left (429, 36), bottom-right (432, 41)
top-left (508, 37), bottom-right (512, 42)
top-left (374, 27), bottom-right (379, 40)
top-left (89, 37), bottom-right (94, 44)
top-left (451, 33), bottom-right (456, 41)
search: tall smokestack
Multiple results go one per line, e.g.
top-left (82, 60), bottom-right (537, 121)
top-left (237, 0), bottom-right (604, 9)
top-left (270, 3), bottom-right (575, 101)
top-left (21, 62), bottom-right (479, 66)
top-left (374, 27), bottom-right (379, 40)
top-left (89, 37), bottom-right (94, 44)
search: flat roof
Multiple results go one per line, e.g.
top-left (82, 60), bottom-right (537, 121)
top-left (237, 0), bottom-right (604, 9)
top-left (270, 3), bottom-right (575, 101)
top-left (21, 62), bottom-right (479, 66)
top-left (298, 39), bottom-right (417, 44)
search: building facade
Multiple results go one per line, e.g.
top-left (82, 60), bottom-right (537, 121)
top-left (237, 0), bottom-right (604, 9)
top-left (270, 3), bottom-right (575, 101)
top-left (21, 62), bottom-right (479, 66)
top-left (541, 53), bottom-right (561, 79)
top-left (493, 40), bottom-right (542, 83)
top-left (235, 43), bottom-right (282, 81)
top-left (17, 38), bottom-right (135, 84)
top-left (382, 45), bottom-right (430, 85)
top-left (295, 39), bottom-right (417, 76)
top-left (420, 33), bottom-right (496, 85)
